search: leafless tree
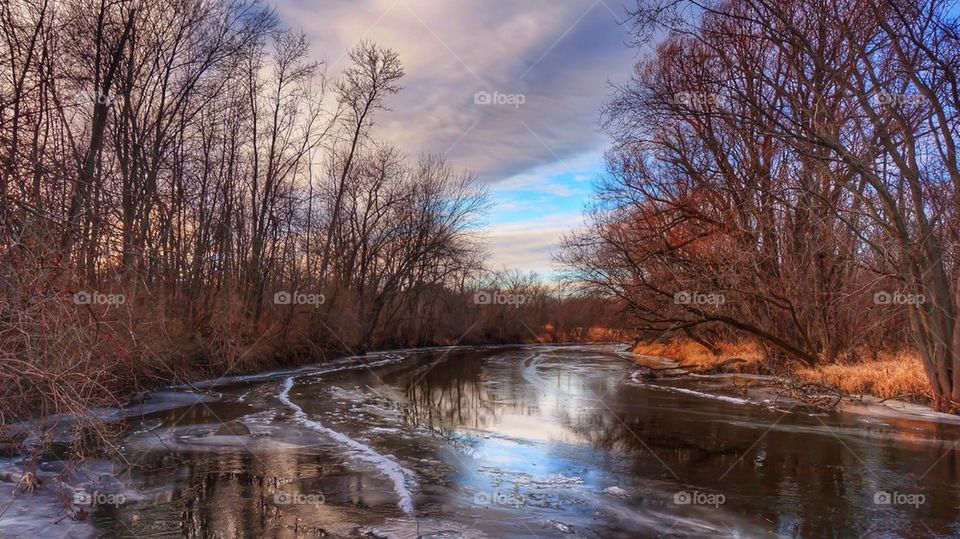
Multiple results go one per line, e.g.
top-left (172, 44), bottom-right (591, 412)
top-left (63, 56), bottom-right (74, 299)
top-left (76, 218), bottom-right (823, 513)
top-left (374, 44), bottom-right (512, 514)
top-left (567, 0), bottom-right (960, 409)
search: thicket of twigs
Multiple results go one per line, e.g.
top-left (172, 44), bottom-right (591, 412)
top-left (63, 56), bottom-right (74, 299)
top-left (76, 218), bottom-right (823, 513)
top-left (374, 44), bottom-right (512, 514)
top-left (562, 0), bottom-right (960, 411)
top-left (0, 0), bottom-right (619, 456)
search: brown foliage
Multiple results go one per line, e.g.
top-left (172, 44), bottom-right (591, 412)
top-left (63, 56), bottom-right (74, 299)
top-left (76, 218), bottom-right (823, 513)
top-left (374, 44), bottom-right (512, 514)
top-left (564, 0), bottom-right (960, 409)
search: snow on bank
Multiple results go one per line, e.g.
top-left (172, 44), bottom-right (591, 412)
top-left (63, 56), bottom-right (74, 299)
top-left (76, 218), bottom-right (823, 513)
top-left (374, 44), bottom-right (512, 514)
top-left (634, 366), bottom-right (960, 428)
top-left (277, 377), bottom-right (417, 514)
top-left (639, 382), bottom-right (752, 405)
top-left (182, 351), bottom-right (409, 390)
top-left (0, 457), bottom-right (138, 539)
top-left (5, 353), bottom-right (407, 448)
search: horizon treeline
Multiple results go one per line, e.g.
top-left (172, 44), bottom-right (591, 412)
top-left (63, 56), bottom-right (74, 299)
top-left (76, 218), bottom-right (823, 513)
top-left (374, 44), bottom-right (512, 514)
top-left (0, 0), bottom-right (616, 424)
top-left (561, 0), bottom-right (960, 409)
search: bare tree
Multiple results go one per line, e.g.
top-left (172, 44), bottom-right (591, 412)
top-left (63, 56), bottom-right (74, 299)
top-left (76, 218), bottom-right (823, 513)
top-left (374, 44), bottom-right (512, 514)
top-left (568, 0), bottom-right (960, 409)
top-left (318, 41), bottom-right (403, 284)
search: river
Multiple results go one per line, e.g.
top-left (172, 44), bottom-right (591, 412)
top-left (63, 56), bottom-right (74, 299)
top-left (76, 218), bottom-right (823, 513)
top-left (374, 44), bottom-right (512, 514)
top-left (3, 344), bottom-right (959, 538)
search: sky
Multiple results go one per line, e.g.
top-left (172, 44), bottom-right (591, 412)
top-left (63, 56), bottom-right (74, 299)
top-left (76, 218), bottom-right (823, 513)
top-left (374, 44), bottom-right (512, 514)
top-left (274, 0), bottom-right (638, 277)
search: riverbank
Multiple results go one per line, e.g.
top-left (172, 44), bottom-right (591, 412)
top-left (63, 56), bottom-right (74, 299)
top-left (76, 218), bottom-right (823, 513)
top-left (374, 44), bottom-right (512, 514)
top-left (6, 343), bottom-right (958, 538)
top-left (0, 292), bottom-right (612, 457)
top-left (631, 339), bottom-right (932, 405)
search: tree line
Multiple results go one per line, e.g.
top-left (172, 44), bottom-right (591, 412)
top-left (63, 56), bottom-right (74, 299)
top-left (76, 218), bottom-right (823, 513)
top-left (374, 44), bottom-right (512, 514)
top-left (0, 0), bottom-right (616, 427)
top-left (561, 0), bottom-right (960, 410)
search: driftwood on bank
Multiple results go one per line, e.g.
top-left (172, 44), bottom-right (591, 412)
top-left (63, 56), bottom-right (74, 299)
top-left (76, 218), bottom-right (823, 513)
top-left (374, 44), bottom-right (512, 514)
top-left (633, 356), bottom-right (848, 411)
top-left (773, 380), bottom-right (844, 410)
top-left (635, 357), bottom-right (748, 378)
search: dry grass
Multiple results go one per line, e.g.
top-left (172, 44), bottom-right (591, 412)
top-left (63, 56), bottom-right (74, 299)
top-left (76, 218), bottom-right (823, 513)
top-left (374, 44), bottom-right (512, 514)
top-left (794, 351), bottom-right (932, 402)
top-left (631, 338), bottom-right (769, 373)
top-left (538, 325), bottom-right (627, 343)
top-left (633, 338), bottom-right (933, 403)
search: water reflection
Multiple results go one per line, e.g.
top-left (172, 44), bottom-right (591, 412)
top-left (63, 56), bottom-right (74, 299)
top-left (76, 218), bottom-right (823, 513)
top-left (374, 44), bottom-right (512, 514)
top-left (93, 345), bottom-right (960, 537)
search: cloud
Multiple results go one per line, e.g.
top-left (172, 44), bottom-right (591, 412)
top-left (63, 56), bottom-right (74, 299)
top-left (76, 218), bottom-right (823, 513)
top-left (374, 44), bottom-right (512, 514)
top-left (494, 151), bottom-right (602, 195)
top-left (275, 0), bottom-right (633, 183)
top-left (273, 0), bottom-right (631, 275)
top-left (483, 213), bottom-right (586, 275)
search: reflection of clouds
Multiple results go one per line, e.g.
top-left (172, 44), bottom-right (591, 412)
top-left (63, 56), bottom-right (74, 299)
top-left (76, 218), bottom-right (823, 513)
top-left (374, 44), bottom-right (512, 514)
top-left (102, 347), bottom-right (960, 538)
top-left (491, 413), bottom-right (583, 444)
top-left (404, 350), bottom-right (606, 449)
top-left (403, 351), bottom-right (567, 434)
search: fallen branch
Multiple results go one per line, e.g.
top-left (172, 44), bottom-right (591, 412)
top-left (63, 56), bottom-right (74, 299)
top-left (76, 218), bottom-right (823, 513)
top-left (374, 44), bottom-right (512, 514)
top-left (639, 357), bottom-right (748, 377)
top-left (878, 393), bottom-right (931, 404)
top-left (774, 380), bottom-right (845, 410)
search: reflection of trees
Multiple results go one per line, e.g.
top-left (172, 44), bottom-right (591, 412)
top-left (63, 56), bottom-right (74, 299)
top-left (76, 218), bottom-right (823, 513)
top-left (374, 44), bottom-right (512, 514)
top-left (147, 401), bottom-right (256, 428)
top-left (401, 351), bottom-right (548, 435)
top-left (102, 447), bottom-right (402, 537)
top-left (403, 352), bottom-right (492, 433)
top-left (101, 350), bottom-right (960, 538)
top-left (563, 382), bottom-right (960, 537)
top-left (560, 387), bottom-right (748, 463)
